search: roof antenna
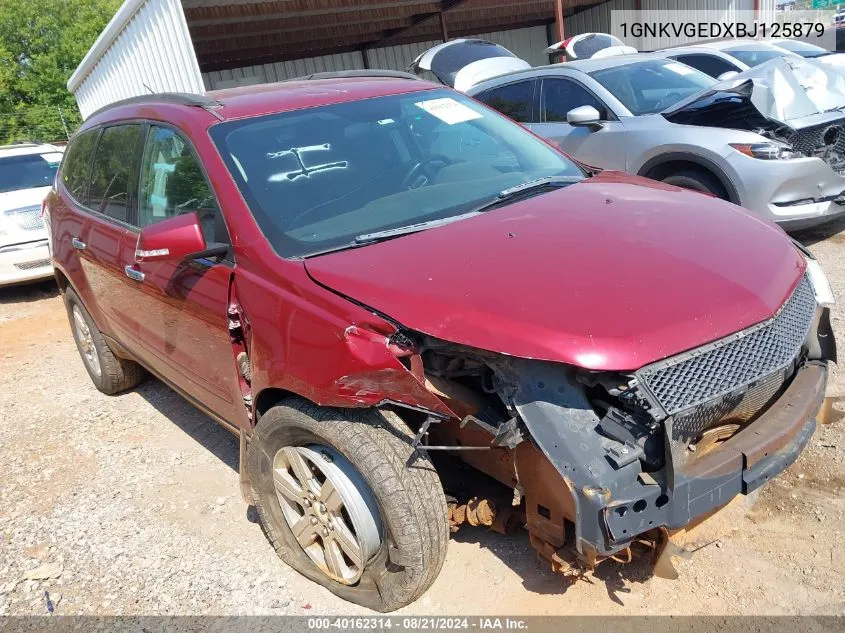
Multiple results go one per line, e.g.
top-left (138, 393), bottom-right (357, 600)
top-left (142, 82), bottom-right (155, 94)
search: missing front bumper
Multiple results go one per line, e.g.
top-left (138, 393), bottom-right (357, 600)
top-left (605, 361), bottom-right (824, 543)
top-left (511, 358), bottom-right (827, 560)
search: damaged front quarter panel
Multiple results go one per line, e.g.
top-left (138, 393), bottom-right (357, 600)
top-left (333, 324), bottom-right (457, 418)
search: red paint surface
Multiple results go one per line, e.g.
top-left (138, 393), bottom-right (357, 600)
top-left (135, 212), bottom-right (206, 262)
top-left (305, 171), bottom-right (804, 370)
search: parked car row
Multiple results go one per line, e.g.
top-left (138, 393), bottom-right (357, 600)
top-left (656, 39), bottom-right (845, 77)
top-left (411, 38), bottom-right (845, 229)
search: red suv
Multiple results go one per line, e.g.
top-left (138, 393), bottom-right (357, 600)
top-left (45, 72), bottom-right (836, 611)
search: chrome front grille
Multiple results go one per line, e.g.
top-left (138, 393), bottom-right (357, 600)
top-left (4, 205), bottom-right (44, 232)
top-left (788, 122), bottom-right (845, 173)
top-left (671, 369), bottom-right (788, 442)
top-left (14, 258), bottom-right (50, 271)
top-left (637, 275), bottom-right (816, 417)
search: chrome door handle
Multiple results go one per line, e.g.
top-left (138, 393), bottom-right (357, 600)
top-left (124, 266), bottom-right (144, 282)
top-left (71, 237), bottom-right (86, 250)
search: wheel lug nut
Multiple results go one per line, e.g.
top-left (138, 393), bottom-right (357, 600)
top-left (322, 527), bottom-right (329, 537)
top-left (307, 492), bottom-right (315, 500)
top-left (319, 503), bottom-right (327, 513)
top-left (310, 517), bottom-right (318, 525)
top-left (303, 499), bottom-right (311, 507)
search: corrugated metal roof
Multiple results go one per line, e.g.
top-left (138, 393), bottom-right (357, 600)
top-left (202, 24), bottom-right (551, 89)
top-left (183, 0), bottom-right (606, 72)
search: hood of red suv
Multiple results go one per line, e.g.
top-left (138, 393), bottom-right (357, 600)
top-left (304, 172), bottom-right (806, 371)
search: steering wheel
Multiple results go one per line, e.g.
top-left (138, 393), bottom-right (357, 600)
top-left (401, 155), bottom-right (454, 189)
top-left (654, 91), bottom-right (683, 111)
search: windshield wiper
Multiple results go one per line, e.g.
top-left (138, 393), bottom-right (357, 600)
top-left (467, 176), bottom-right (580, 214)
top-left (354, 212), bottom-right (477, 243)
top-left (353, 177), bottom-right (579, 245)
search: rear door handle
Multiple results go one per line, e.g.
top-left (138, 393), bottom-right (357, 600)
top-left (124, 266), bottom-right (144, 282)
top-left (71, 237), bottom-right (86, 250)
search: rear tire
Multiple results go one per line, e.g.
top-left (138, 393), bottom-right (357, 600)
top-left (661, 169), bottom-right (727, 199)
top-left (63, 287), bottom-right (145, 395)
top-left (247, 398), bottom-right (449, 612)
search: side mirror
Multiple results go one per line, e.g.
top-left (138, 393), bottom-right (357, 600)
top-left (566, 105), bottom-right (603, 129)
top-left (135, 212), bottom-right (226, 263)
top-left (717, 71), bottom-right (739, 81)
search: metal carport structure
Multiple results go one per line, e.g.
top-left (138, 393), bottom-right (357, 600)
top-left (68, 0), bottom-right (608, 117)
top-left (68, 0), bottom-right (775, 118)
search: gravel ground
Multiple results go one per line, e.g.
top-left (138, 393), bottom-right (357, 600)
top-left (1, 219), bottom-right (844, 616)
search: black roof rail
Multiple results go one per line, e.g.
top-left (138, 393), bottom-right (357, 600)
top-left (87, 92), bottom-right (221, 119)
top-left (295, 70), bottom-right (423, 82)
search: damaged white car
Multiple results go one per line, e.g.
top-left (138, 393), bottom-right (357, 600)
top-left (412, 40), bottom-right (845, 229)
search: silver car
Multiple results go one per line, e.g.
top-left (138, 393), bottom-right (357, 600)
top-left (414, 42), bottom-right (845, 229)
top-left (651, 42), bottom-right (804, 78)
top-left (655, 40), bottom-right (845, 78)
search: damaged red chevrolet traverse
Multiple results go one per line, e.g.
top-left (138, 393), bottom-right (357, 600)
top-left (45, 73), bottom-right (836, 611)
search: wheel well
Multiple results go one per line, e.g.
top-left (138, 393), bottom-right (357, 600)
top-left (254, 387), bottom-right (296, 422)
top-left (251, 387), bottom-right (424, 430)
top-left (642, 159), bottom-right (731, 201)
top-left (54, 268), bottom-right (70, 293)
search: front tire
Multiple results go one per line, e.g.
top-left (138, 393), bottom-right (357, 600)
top-left (63, 287), bottom-right (145, 394)
top-left (247, 399), bottom-right (449, 612)
top-left (661, 169), bottom-right (727, 199)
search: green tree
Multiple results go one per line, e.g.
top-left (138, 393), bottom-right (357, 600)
top-left (0, 0), bottom-right (120, 144)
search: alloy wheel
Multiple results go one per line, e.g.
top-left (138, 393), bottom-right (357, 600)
top-left (272, 444), bottom-right (382, 584)
top-left (72, 305), bottom-right (101, 378)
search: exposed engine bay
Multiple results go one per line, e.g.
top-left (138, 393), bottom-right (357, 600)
top-left (663, 57), bottom-right (845, 174)
top-left (387, 284), bottom-right (836, 577)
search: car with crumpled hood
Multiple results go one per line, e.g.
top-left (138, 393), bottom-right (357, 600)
top-left (46, 73), bottom-right (836, 611)
top-left (417, 40), bottom-right (845, 229)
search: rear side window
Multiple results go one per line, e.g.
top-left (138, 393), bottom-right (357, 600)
top-left (61, 131), bottom-right (98, 204)
top-left (138, 126), bottom-right (225, 244)
top-left (541, 78), bottom-right (607, 122)
top-left (474, 80), bottom-right (534, 123)
top-left (88, 125), bottom-right (143, 223)
top-left (670, 54), bottom-right (740, 79)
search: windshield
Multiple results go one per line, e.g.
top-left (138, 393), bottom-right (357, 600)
top-left (0, 152), bottom-right (62, 194)
top-left (210, 89), bottom-right (583, 258)
top-left (723, 45), bottom-right (796, 66)
top-left (589, 59), bottom-right (715, 115)
top-left (772, 40), bottom-right (829, 58)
